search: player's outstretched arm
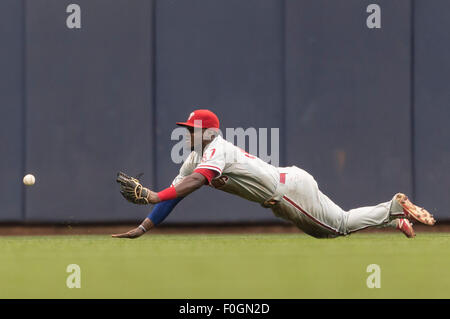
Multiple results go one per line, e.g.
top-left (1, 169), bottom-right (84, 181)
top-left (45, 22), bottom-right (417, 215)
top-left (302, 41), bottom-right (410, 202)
top-left (112, 173), bottom-right (207, 239)
top-left (111, 218), bottom-right (154, 239)
top-left (111, 197), bottom-right (184, 239)
top-left (172, 172), bottom-right (207, 197)
top-left (143, 172), bottom-right (207, 204)
top-left (116, 170), bottom-right (210, 205)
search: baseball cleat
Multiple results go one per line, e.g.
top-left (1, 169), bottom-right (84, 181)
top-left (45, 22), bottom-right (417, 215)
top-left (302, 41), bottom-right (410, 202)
top-left (394, 193), bottom-right (436, 226)
top-left (396, 218), bottom-right (415, 238)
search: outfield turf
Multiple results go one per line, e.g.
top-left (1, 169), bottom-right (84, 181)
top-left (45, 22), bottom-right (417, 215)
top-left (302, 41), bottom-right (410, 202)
top-left (0, 233), bottom-right (449, 299)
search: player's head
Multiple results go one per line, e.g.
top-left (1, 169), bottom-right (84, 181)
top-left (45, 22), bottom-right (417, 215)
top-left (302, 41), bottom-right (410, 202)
top-left (176, 109), bottom-right (220, 151)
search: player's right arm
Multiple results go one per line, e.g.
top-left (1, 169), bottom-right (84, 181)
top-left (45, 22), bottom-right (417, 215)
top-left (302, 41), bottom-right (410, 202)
top-left (146, 146), bottom-right (224, 203)
top-left (134, 147), bottom-right (222, 205)
top-left (135, 171), bottom-right (211, 205)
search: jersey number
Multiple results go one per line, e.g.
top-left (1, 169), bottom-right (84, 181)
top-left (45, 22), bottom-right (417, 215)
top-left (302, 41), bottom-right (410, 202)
top-left (202, 148), bottom-right (216, 161)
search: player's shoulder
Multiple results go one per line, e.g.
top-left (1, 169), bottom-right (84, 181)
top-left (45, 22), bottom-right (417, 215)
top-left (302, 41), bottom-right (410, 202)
top-left (178, 151), bottom-right (201, 176)
top-left (178, 151), bottom-right (201, 170)
top-left (210, 134), bottom-right (236, 151)
top-left (211, 134), bottom-right (225, 145)
top-left (202, 134), bottom-right (225, 154)
top-left (185, 150), bottom-right (202, 163)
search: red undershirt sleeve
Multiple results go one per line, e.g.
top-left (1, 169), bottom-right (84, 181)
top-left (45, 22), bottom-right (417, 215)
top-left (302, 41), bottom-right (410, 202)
top-left (194, 168), bottom-right (219, 185)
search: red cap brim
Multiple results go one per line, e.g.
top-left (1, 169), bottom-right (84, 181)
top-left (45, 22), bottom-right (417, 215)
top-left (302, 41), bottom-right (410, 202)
top-left (176, 122), bottom-right (219, 130)
top-left (176, 122), bottom-right (203, 128)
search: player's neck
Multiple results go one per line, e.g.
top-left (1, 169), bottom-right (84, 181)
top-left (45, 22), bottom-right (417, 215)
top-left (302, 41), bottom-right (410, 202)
top-left (201, 135), bottom-right (217, 152)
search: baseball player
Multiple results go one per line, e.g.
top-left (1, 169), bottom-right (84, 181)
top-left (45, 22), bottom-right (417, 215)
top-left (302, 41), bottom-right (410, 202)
top-left (113, 109), bottom-right (435, 239)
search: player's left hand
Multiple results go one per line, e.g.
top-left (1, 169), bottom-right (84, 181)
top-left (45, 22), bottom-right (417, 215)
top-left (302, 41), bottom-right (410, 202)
top-left (111, 227), bottom-right (145, 239)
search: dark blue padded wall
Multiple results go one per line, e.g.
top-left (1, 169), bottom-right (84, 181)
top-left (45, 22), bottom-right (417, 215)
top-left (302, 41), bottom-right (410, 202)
top-left (1, 0), bottom-right (450, 223)
top-left (285, 0), bottom-right (413, 211)
top-left (0, 1), bottom-right (24, 221)
top-left (414, 1), bottom-right (450, 219)
top-left (155, 0), bottom-right (284, 222)
top-left (25, 0), bottom-right (154, 222)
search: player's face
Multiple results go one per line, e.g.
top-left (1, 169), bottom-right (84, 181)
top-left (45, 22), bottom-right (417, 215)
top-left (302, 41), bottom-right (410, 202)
top-left (185, 127), bottom-right (207, 151)
top-left (185, 127), bottom-right (198, 151)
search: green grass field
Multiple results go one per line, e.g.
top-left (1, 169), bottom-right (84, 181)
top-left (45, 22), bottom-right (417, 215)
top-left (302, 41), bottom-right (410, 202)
top-left (1, 233), bottom-right (449, 299)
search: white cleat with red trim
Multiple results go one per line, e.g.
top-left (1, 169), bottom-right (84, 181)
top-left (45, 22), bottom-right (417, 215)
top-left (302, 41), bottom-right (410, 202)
top-left (396, 218), bottom-right (415, 238)
top-left (394, 193), bottom-right (436, 226)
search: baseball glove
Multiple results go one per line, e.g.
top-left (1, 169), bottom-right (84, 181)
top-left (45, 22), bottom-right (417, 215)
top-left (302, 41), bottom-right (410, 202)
top-left (116, 172), bottom-right (151, 205)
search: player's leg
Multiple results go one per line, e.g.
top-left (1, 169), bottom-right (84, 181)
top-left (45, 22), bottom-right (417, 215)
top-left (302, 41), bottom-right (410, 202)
top-left (344, 201), bottom-right (392, 234)
top-left (289, 181), bottom-right (426, 237)
top-left (395, 219), bottom-right (416, 238)
top-left (365, 219), bottom-right (415, 238)
top-left (274, 188), bottom-right (414, 238)
top-left (343, 193), bottom-right (435, 235)
top-left (271, 167), bottom-right (434, 238)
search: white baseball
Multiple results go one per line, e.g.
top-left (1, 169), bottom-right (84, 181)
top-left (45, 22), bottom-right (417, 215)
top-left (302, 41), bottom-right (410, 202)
top-left (23, 174), bottom-right (36, 186)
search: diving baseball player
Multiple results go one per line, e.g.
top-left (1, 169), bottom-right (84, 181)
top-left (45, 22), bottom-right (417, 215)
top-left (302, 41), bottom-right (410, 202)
top-left (113, 109), bottom-right (435, 239)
